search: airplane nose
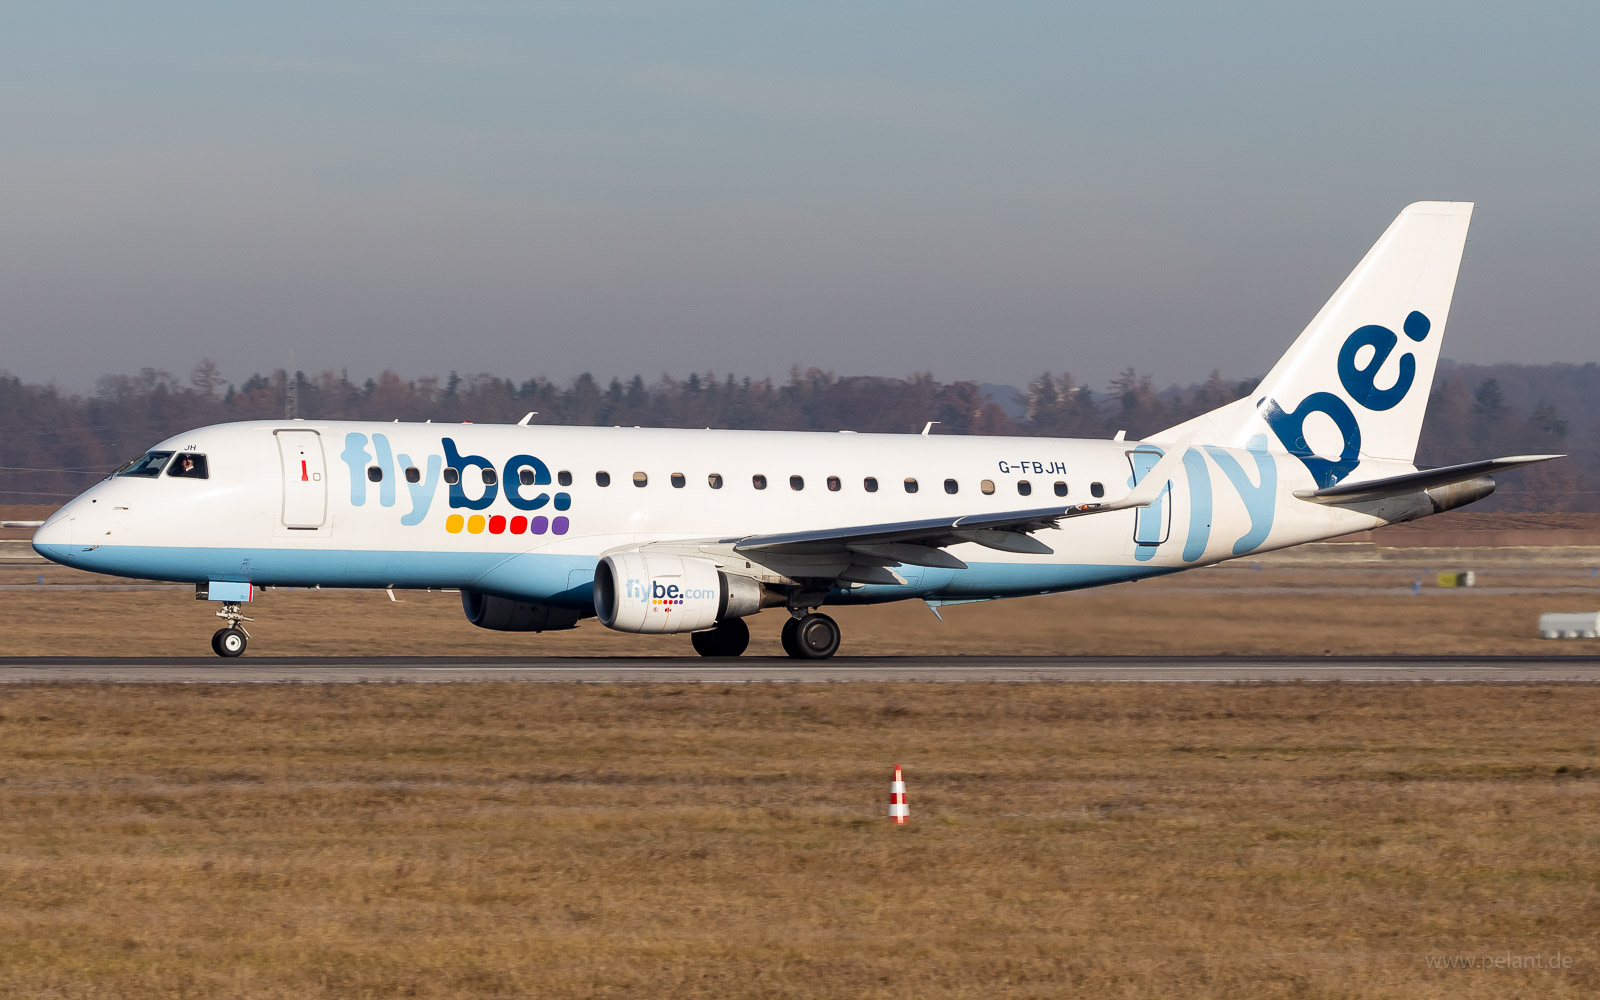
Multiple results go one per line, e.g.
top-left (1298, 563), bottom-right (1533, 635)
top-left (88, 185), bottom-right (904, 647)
top-left (31, 515), bottom-right (76, 564)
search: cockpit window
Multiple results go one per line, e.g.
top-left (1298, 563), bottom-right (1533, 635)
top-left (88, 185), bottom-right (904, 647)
top-left (116, 451), bottom-right (173, 478)
top-left (167, 454), bottom-right (209, 479)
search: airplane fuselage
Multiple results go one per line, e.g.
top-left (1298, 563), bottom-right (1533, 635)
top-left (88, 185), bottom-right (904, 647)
top-left (34, 419), bottom-right (1378, 608)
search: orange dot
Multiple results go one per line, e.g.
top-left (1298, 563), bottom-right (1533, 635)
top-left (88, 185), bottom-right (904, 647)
top-left (445, 514), bottom-right (464, 533)
top-left (467, 515), bottom-right (485, 534)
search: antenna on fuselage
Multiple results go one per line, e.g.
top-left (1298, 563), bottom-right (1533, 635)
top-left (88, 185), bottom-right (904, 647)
top-left (517, 412), bottom-right (537, 426)
top-left (921, 421), bottom-right (940, 436)
top-left (285, 348), bottom-right (299, 420)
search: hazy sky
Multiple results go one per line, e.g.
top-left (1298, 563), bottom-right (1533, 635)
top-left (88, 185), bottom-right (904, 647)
top-left (2, 2), bottom-right (1596, 393)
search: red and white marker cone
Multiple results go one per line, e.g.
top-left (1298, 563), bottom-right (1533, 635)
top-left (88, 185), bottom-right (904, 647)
top-left (889, 764), bottom-right (909, 825)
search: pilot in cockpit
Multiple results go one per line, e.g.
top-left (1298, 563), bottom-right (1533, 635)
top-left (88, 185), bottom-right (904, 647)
top-left (169, 455), bottom-right (208, 479)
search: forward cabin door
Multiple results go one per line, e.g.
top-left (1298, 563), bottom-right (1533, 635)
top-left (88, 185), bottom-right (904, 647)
top-left (275, 429), bottom-right (327, 529)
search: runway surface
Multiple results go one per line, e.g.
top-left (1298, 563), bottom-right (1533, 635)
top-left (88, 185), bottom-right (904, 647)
top-left (4, 655), bottom-right (1600, 683)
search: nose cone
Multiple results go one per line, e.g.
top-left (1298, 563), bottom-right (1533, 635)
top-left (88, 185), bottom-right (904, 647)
top-left (31, 514), bottom-right (76, 565)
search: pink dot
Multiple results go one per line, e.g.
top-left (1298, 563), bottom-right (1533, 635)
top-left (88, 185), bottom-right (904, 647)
top-left (509, 516), bottom-right (528, 534)
top-left (530, 516), bottom-right (548, 534)
top-left (488, 515), bottom-right (506, 534)
top-left (553, 516), bottom-right (569, 535)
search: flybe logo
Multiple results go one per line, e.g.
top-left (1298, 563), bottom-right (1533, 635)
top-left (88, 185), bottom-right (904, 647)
top-left (1261, 311), bottom-right (1430, 488)
top-left (623, 578), bottom-right (717, 606)
top-left (340, 432), bottom-right (573, 536)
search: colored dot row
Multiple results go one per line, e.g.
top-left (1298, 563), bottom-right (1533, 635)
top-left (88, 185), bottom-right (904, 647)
top-left (652, 598), bottom-right (684, 605)
top-left (445, 513), bottom-right (570, 535)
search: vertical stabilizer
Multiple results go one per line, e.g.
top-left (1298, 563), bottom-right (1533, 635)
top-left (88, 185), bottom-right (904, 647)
top-left (1158, 202), bottom-right (1473, 487)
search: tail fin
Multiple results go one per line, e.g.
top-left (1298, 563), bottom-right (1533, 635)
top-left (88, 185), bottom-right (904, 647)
top-left (1158, 201), bottom-right (1473, 487)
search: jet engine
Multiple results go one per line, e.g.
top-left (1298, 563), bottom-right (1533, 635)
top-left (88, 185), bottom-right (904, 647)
top-left (461, 589), bottom-right (583, 632)
top-left (593, 549), bottom-right (766, 634)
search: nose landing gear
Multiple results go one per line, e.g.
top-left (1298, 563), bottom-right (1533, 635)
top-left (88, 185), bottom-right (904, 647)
top-left (211, 603), bottom-right (253, 658)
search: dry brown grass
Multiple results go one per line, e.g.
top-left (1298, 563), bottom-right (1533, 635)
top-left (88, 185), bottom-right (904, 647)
top-left (1, 682), bottom-right (1597, 998)
top-left (4, 568), bottom-right (1600, 657)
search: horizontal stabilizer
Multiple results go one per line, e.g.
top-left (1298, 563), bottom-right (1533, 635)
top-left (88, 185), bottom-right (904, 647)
top-left (1293, 455), bottom-right (1562, 504)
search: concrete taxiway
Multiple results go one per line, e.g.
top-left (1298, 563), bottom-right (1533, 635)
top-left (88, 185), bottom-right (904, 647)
top-left (3, 655), bottom-right (1600, 683)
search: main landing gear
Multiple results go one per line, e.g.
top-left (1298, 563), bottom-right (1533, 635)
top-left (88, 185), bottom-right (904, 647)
top-left (688, 611), bottom-right (842, 659)
top-left (210, 602), bottom-right (253, 658)
top-left (781, 612), bottom-right (841, 660)
top-left (690, 617), bottom-right (750, 657)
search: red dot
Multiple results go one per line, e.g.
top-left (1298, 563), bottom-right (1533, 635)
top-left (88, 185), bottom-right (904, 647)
top-left (509, 516), bottom-right (528, 534)
top-left (488, 515), bottom-right (506, 534)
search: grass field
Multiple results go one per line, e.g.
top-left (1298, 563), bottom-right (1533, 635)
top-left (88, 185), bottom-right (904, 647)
top-left (4, 562), bottom-right (1600, 657)
top-left (2, 682), bottom-right (1597, 998)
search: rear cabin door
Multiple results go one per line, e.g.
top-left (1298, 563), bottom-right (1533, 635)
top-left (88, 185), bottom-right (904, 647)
top-left (1127, 448), bottom-right (1172, 551)
top-left (275, 429), bottom-right (327, 529)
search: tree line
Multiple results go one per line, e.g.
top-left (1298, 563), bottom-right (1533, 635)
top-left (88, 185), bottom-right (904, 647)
top-left (1, 360), bottom-right (1591, 511)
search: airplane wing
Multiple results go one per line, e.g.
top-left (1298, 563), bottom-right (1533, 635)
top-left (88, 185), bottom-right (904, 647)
top-left (735, 502), bottom-right (1121, 562)
top-left (652, 438), bottom-right (1193, 585)
top-left (1293, 454), bottom-right (1562, 504)
top-left (1, 520), bottom-right (45, 529)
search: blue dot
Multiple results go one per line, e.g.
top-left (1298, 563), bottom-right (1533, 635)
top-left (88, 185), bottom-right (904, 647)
top-left (1403, 311), bottom-right (1430, 342)
top-left (554, 492), bottom-right (571, 511)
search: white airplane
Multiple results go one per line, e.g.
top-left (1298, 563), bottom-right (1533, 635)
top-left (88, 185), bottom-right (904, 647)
top-left (32, 202), bottom-right (1558, 658)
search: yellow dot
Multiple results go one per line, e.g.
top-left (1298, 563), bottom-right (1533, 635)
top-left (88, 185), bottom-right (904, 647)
top-left (467, 515), bottom-right (485, 534)
top-left (445, 514), bottom-right (464, 533)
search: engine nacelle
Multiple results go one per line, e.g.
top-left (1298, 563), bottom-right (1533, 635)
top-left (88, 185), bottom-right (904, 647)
top-left (461, 590), bottom-right (583, 632)
top-left (593, 550), bottom-right (765, 634)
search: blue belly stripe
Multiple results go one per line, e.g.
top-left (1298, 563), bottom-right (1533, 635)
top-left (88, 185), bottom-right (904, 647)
top-left (36, 541), bottom-right (1168, 608)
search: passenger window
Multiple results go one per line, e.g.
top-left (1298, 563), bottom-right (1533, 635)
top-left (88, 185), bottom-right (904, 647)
top-left (671, 473), bottom-right (686, 488)
top-left (595, 471), bottom-right (611, 487)
top-left (708, 473), bottom-right (724, 489)
top-left (118, 451), bottom-right (173, 478)
top-left (943, 479), bottom-right (958, 494)
top-left (1054, 481), bottom-right (1068, 497)
top-left (405, 467), bottom-right (420, 484)
top-left (633, 472), bottom-right (648, 488)
top-left (1091, 482), bottom-right (1105, 498)
top-left (443, 468), bottom-right (460, 485)
top-left (827, 476), bottom-right (841, 492)
top-left (367, 466), bottom-right (383, 483)
top-left (753, 474), bottom-right (768, 490)
top-left (519, 468), bottom-right (536, 486)
top-left (1017, 480), bottom-right (1032, 496)
top-left (904, 478), bottom-right (919, 494)
top-left (167, 454), bottom-right (209, 479)
top-left (981, 479), bottom-right (995, 495)
top-left (864, 477), bottom-right (879, 493)
top-left (557, 470), bottom-right (572, 486)
top-left (790, 475), bottom-right (804, 491)
top-left (482, 468), bottom-right (497, 486)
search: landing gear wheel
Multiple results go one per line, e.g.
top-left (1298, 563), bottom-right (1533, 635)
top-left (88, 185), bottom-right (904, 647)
top-left (784, 613), bottom-right (841, 660)
top-left (212, 627), bottom-right (247, 658)
top-left (691, 618), bottom-right (750, 657)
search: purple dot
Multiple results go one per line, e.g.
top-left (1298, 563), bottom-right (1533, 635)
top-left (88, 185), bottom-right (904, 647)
top-left (530, 516), bottom-right (548, 534)
top-left (553, 516), bottom-right (569, 535)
